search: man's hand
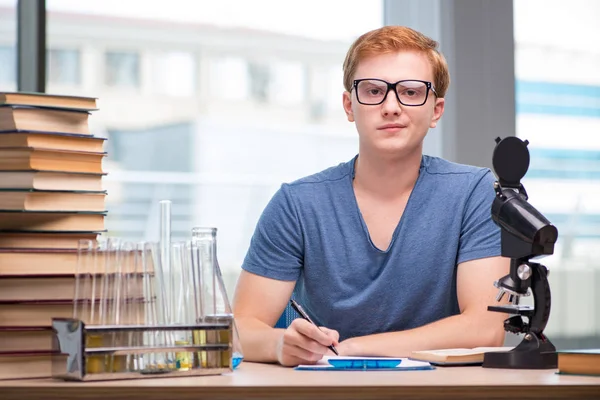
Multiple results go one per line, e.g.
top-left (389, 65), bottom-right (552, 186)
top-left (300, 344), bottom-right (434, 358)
top-left (276, 319), bottom-right (339, 367)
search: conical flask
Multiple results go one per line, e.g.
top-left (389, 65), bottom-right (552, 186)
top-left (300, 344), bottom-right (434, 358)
top-left (191, 227), bottom-right (244, 369)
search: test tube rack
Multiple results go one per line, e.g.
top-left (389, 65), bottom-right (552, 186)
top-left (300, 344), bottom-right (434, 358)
top-left (51, 316), bottom-right (234, 381)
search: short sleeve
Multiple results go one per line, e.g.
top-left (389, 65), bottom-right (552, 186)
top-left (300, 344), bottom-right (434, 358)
top-left (241, 183), bottom-right (304, 281)
top-left (457, 169), bottom-right (501, 264)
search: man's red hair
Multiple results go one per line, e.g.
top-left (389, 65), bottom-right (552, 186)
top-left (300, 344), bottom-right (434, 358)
top-left (343, 26), bottom-right (450, 98)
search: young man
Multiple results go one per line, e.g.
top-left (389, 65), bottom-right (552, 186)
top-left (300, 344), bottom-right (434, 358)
top-left (233, 26), bottom-right (510, 367)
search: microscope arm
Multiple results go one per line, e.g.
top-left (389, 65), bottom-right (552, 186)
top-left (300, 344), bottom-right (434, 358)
top-left (528, 262), bottom-right (552, 336)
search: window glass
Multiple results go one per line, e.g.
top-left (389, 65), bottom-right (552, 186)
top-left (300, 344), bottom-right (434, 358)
top-left (0, 0), bottom-right (17, 91)
top-left (0, 46), bottom-right (16, 86)
top-left (210, 56), bottom-right (249, 101)
top-left (105, 51), bottom-right (140, 88)
top-left (47, 48), bottom-right (81, 85)
top-left (514, 0), bottom-right (600, 348)
top-left (150, 51), bottom-right (195, 96)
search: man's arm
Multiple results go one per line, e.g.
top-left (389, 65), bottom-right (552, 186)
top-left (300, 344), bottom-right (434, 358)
top-left (232, 270), bottom-right (294, 363)
top-left (233, 270), bottom-right (339, 365)
top-left (339, 256), bottom-right (510, 357)
top-left (233, 184), bottom-right (339, 366)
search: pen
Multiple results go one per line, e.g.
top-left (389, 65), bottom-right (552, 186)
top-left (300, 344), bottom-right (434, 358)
top-left (289, 299), bottom-right (339, 355)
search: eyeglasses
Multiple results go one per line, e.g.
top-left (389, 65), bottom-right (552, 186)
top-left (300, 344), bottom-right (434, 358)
top-left (352, 79), bottom-right (438, 106)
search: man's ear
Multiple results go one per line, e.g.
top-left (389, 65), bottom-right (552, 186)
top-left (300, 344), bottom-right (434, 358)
top-left (430, 97), bottom-right (445, 128)
top-left (343, 91), bottom-right (354, 122)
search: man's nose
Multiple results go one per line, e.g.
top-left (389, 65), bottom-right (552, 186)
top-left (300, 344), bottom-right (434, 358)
top-left (381, 90), bottom-right (402, 116)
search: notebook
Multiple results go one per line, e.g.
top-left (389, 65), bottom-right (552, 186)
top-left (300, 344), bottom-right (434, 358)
top-left (409, 346), bottom-right (514, 366)
top-left (295, 356), bottom-right (434, 371)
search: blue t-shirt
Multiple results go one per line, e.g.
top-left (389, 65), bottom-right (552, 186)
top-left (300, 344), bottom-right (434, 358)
top-left (241, 154), bottom-right (501, 341)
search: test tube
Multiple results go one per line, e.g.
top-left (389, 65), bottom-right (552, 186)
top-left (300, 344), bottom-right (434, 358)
top-left (86, 238), bottom-right (115, 374)
top-left (144, 241), bottom-right (169, 370)
top-left (159, 200), bottom-right (171, 295)
top-left (121, 241), bottom-right (139, 372)
top-left (98, 238), bottom-right (116, 327)
top-left (100, 238), bottom-right (115, 372)
top-left (159, 200), bottom-right (174, 368)
top-left (74, 239), bottom-right (94, 321)
top-left (110, 241), bottom-right (127, 372)
top-left (89, 238), bottom-right (102, 326)
top-left (140, 241), bottom-right (155, 371)
top-left (133, 241), bottom-right (146, 371)
top-left (172, 242), bottom-right (192, 371)
top-left (188, 241), bottom-right (207, 368)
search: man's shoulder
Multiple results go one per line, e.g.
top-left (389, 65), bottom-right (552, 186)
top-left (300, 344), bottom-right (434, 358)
top-left (285, 157), bottom-right (354, 189)
top-left (420, 155), bottom-right (496, 201)
top-left (422, 154), bottom-right (491, 177)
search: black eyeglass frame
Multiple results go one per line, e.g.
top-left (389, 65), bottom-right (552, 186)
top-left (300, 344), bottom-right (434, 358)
top-left (352, 78), bottom-right (438, 106)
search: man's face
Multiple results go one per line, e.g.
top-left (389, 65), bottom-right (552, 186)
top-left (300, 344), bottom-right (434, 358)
top-left (343, 50), bottom-right (445, 158)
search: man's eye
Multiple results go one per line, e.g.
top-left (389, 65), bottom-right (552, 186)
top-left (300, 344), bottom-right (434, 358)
top-left (368, 89), bottom-right (382, 95)
top-left (403, 90), bottom-right (417, 96)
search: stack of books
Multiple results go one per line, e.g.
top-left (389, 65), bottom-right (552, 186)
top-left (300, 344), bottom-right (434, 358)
top-left (0, 92), bottom-right (107, 379)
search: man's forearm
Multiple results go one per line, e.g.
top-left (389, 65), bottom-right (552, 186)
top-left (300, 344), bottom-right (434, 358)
top-left (342, 312), bottom-right (506, 357)
top-left (236, 317), bottom-right (284, 363)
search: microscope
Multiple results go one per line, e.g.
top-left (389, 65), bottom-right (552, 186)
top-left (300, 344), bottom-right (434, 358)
top-left (482, 136), bottom-right (559, 369)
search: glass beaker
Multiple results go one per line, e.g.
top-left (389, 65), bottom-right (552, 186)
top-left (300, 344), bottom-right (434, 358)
top-left (191, 227), bottom-right (244, 369)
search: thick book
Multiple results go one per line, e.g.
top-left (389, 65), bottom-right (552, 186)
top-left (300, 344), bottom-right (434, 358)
top-left (0, 91), bottom-right (98, 111)
top-left (0, 106), bottom-right (91, 135)
top-left (0, 351), bottom-right (53, 380)
top-left (0, 275), bottom-right (144, 301)
top-left (0, 328), bottom-right (53, 353)
top-left (557, 349), bottom-right (600, 377)
top-left (0, 300), bottom-right (145, 327)
top-left (0, 231), bottom-right (99, 250)
top-left (0, 170), bottom-right (104, 191)
top-left (0, 131), bottom-right (105, 152)
top-left (0, 210), bottom-right (105, 232)
top-left (409, 347), bottom-right (514, 366)
top-left (0, 249), bottom-right (81, 276)
top-left (0, 276), bottom-right (79, 301)
top-left (0, 147), bottom-right (105, 174)
top-left (0, 248), bottom-right (147, 276)
top-left (0, 189), bottom-right (106, 212)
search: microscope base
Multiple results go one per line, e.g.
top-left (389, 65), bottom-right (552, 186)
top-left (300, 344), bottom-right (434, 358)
top-left (482, 333), bottom-right (557, 369)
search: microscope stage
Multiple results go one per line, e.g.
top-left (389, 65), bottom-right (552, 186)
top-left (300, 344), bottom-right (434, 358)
top-left (488, 304), bottom-right (534, 315)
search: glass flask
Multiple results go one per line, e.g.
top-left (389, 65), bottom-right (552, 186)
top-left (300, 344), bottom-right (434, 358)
top-left (191, 227), bottom-right (244, 369)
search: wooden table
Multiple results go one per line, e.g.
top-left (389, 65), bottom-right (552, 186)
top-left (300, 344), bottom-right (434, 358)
top-left (1, 361), bottom-right (600, 400)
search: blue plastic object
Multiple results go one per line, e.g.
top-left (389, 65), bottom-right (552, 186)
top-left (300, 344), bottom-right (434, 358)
top-left (232, 353), bottom-right (244, 369)
top-left (327, 358), bottom-right (403, 369)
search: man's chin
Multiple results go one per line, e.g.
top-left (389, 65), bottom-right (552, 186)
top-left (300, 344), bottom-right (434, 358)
top-left (375, 140), bottom-right (413, 153)
top-left (368, 140), bottom-right (422, 159)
